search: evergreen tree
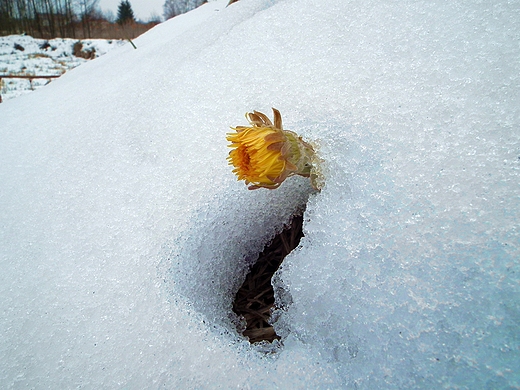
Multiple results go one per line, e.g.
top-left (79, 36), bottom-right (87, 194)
top-left (117, 0), bottom-right (135, 25)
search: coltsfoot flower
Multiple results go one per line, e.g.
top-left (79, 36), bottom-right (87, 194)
top-left (227, 108), bottom-right (321, 190)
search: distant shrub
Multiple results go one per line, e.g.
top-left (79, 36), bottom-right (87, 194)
top-left (14, 43), bottom-right (25, 51)
top-left (72, 41), bottom-right (83, 55)
top-left (72, 41), bottom-right (96, 60)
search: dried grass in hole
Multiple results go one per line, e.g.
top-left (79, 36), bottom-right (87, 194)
top-left (233, 214), bottom-right (303, 343)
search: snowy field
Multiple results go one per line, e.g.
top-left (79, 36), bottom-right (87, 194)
top-left (0, 0), bottom-right (519, 388)
top-left (0, 35), bottom-right (123, 101)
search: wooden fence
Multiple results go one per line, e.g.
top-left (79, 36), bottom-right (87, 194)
top-left (0, 74), bottom-right (62, 103)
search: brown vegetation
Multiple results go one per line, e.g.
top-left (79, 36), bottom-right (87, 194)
top-left (72, 41), bottom-right (95, 59)
top-left (73, 21), bottom-right (158, 40)
top-left (233, 214), bottom-right (304, 343)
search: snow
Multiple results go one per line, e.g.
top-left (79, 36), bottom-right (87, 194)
top-left (1, 0), bottom-right (519, 388)
top-left (0, 35), bottom-right (123, 101)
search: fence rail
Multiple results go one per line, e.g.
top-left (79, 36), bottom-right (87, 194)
top-left (0, 74), bottom-right (63, 103)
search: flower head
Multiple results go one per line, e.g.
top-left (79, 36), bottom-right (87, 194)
top-left (227, 108), bottom-right (318, 190)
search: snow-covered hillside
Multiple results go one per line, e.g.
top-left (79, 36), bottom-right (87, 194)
top-left (0, 35), bottom-right (123, 101)
top-left (0, 0), bottom-right (519, 388)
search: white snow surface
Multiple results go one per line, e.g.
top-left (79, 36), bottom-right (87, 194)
top-left (0, 35), bottom-right (123, 101)
top-left (1, 0), bottom-right (519, 388)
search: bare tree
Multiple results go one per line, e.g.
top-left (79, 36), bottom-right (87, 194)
top-left (0, 0), bottom-right (13, 34)
top-left (163, 0), bottom-right (206, 20)
top-left (28, 0), bottom-right (44, 37)
top-left (43, 0), bottom-right (56, 37)
top-left (76, 0), bottom-right (99, 38)
top-left (14, 0), bottom-right (33, 34)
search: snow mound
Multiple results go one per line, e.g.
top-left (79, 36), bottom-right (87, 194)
top-left (0, 0), bottom-right (518, 388)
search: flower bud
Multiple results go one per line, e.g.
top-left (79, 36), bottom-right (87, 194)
top-left (227, 108), bottom-right (320, 190)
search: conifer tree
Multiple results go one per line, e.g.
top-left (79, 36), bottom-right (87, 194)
top-left (117, 0), bottom-right (135, 25)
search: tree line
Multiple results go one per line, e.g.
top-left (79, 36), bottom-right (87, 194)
top-left (1, 0), bottom-right (235, 39)
top-left (0, 0), bottom-right (158, 39)
top-left (162, 0), bottom-right (206, 19)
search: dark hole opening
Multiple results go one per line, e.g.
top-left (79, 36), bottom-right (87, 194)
top-left (232, 214), bottom-right (304, 343)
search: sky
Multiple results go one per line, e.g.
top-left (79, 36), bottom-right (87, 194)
top-left (98, 0), bottom-right (165, 21)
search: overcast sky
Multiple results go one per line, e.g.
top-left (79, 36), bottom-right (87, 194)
top-left (98, 0), bottom-right (165, 22)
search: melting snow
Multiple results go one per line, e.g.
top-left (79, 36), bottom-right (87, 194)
top-left (0, 0), bottom-right (518, 388)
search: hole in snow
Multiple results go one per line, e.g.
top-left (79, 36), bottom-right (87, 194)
top-left (161, 177), bottom-right (314, 349)
top-left (232, 213), bottom-right (304, 343)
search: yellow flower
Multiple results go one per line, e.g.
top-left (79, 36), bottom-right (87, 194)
top-left (227, 108), bottom-right (318, 190)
